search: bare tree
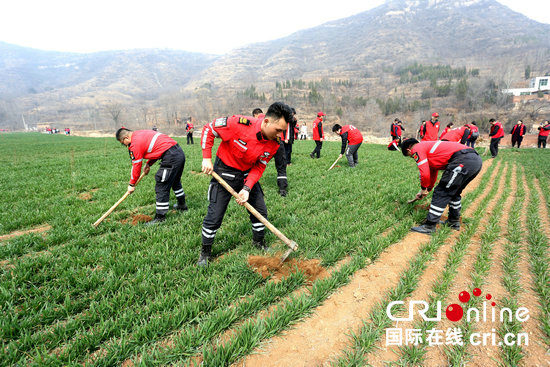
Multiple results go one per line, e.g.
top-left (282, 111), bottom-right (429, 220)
top-left (106, 102), bottom-right (123, 129)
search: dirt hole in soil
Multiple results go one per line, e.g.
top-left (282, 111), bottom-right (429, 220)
top-left (248, 255), bottom-right (329, 283)
top-left (121, 214), bottom-right (153, 225)
top-left (78, 188), bottom-right (99, 201)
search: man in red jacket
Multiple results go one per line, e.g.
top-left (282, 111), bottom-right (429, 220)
top-left (310, 112), bottom-right (325, 158)
top-left (401, 138), bottom-right (482, 234)
top-left (466, 121), bottom-right (479, 148)
top-left (421, 113), bottom-right (441, 141)
top-left (333, 124), bottom-right (364, 167)
top-left (185, 120), bottom-right (194, 145)
top-left (199, 102), bottom-right (293, 266)
top-left (489, 118), bottom-right (505, 158)
top-left (538, 120), bottom-right (550, 148)
top-left (390, 118), bottom-right (405, 143)
top-left (510, 120), bottom-right (526, 148)
top-left (117, 128), bottom-right (187, 225)
top-left (440, 124), bottom-right (471, 144)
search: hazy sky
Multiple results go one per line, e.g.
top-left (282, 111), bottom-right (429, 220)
top-left (1, 0), bottom-right (548, 55)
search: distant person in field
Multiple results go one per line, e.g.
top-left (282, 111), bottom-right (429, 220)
top-left (401, 138), bottom-right (482, 235)
top-left (489, 118), bottom-right (505, 158)
top-left (390, 118), bottom-right (405, 144)
top-left (466, 121), bottom-right (479, 148)
top-left (116, 127), bottom-right (187, 225)
top-left (310, 112), bottom-right (325, 158)
top-left (510, 120), bottom-right (526, 148)
top-left (254, 107), bottom-right (288, 197)
top-left (538, 120), bottom-right (550, 148)
top-left (332, 124), bottom-right (364, 167)
top-left (420, 113), bottom-right (441, 141)
top-left (300, 123), bottom-right (308, 140)
top-left (440, 124), bottom-right (470, 144)
top-left (283, 107), bottom-right (298, 165)
top-left (440, 122), bottom-right (454, 138)
top-left (420, 112), bottom-right (441, 141)
top-left (185, 120), bottom-right (194, 144)
top-left (417, 120), bottom-right (426, 140)
top-left (198, 102), bottom-right (293, 266)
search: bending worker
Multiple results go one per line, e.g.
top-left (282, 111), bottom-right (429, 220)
top-left (401, 138), bottom-right (482, 235)
top-left (116, 127), bottom-right (187, 225)
top-left (332, 123), bottom-right (364, 167)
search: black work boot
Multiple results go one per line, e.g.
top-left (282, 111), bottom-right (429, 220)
top-left (410, 222), bottom-right (437, 235)
top-left (145, 214), bottom-right (166, 226)
top-left (310, 152), bottom-right (315, 159)
top-left (442, 219), bottom-right (460, 231)
top-left (173, 196), bottom-right (188, 211)
top-left (279, 189), bottom-right (287, 197)
top-left (253, 238), bottom-right (269, 252)
top-left (197, 246), bottom-right (212, 267)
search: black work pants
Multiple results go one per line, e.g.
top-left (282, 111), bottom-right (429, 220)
top-left (426, 149), bottom-right (482, 224)
top-left (284, 142), bottom-right (293, 164)
top-left (274, 143), bottom-right (288, 190)
top-left (466, 137), bottom-right (477, 148)
top-left (511, 136), bottom-right (523, 148)
top-left (201, 158), bottom-right (267, 248)
top-left (154, 144), bottom-right (186, 215)
top-left (345, 143), bottom-right (362, 167)
top-left (538, 136), bottom-right (547, 148)
top-left (311, 140), bottom-right (323, 158)
top-left (187, 132), bottom-right (194, 144)
top-left (490, 137), bottom-right (502, 157)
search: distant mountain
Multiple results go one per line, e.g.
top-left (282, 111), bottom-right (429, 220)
top-left (186, 0), bottom-right (550, 90)
top-left (0, 42), bottom-right (218, 99)
top-left (1, 0), bottom-right (549, 131)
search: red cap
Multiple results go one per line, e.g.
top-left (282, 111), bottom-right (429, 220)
top-left (432, 112), bottom-right (439, 118)
top-left (317, 112), bottom-right (325, 117)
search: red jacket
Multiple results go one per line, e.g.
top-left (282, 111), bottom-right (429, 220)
top-left (312, 118), bottom-right (324, 141)
top-left (440, 126), bottom-right (470, 144)
top-left (201, 115), bottom-right (280, 189)
top-left (186, 122), bottom-right (194, 133)
top-left (339, 125), bottom-right (363, 154)
top-left (510, 124), bottom-right (526, 137)
top-left (490, 122), bottom-right (505, 139)
top-left (539, 123), bottom-right (550, 137)
top-left (468, 124), bottom-right (479, 138)
top-left (421, 119), bottom-right (441, 141)
top-left (411, 140), bottom-right (473, 190)
top-left (391, 123), bottom-right (403, 138)
top-left (127, 130), bottom-right (177, 185)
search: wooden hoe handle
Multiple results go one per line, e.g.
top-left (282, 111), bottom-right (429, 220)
top-left (211, 171), bottom-right (298, 252)
top-left (93, 172), bottom-right (146, 227)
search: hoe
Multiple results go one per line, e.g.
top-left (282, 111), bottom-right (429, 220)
top-left (212, 171), bottom-right (298, 263)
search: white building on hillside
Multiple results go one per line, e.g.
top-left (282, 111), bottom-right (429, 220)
top-left (503, 76), bottom-right (550, 96)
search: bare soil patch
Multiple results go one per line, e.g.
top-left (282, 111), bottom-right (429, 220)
top-left (77, 188), bottom-right (99, 201)
top-left (0, 224), bottom-right (51, 242)
top-left (121, 214), bottom-right (153, 225)
top-left (248, 255), bottom-right (329, 283)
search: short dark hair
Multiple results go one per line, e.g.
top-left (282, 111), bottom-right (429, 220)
top-left (394, 118), bottom-right (400, 122)
top-left (291, 107), bottom-right (296, 114)
top-left (446, 123), bottom-right (454, 128)
top-left (401, 138), bottom-right (419, 156)
top-left (252, 108), bottom-right (263, 116)
top-left (470, 121), bottom-right (477, 125)
top-left (115, 127), bottom-right (132, 141)
top-left (489, 118), bottom-right (495, 123)
top-left (265, 102), bottom-right (293, 124)
top-left (332, 124), bottom-right (342, 132)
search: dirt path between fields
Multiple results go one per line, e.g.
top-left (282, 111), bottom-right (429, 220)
top-left (367, 161), bottom-right (504, 366)
top-left (0, 223), bottom-right (51, 242)
top-left (232, 160), bottom-right (495, 367)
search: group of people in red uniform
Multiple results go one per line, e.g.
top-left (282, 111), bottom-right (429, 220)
top-left (115, 103), bottom-right (548, 264)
